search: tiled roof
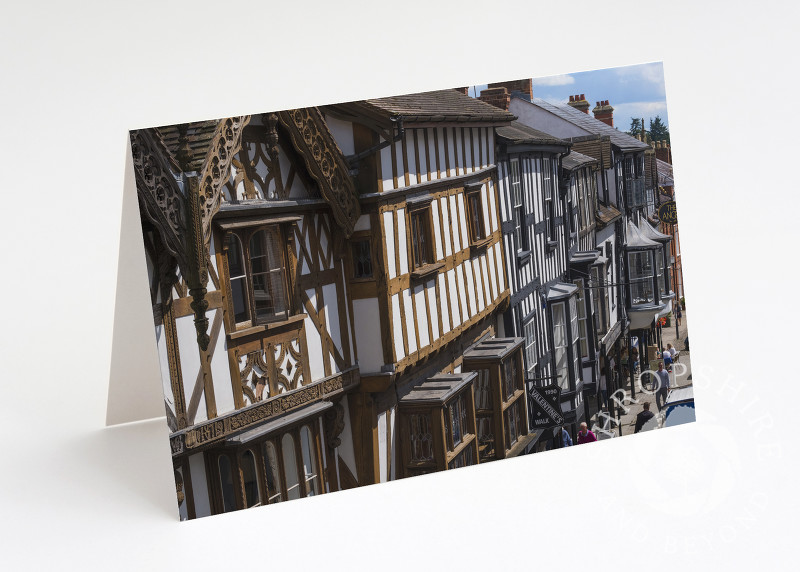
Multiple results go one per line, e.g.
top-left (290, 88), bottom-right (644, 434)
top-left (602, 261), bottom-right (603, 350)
top-left (363, 90), bottom-right (516, 124)
top-left (529, 97), bottom-right (650, 153)
top-left (657, 158), bottom-right (674, 186)
top-left (496, 120), bottom-right (568, 146)
top-left (562, 150), bottom-right (598, 171)
top-left (154, 120), bottom-right (219, 171)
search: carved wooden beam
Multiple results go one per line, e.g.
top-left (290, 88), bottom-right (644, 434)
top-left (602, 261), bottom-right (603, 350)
top-left (130, 129), bottom-right (188, 271)
top-left (198, 115), bottom-right (251, 247)
top-left (277, 108), bottom-right (360, 237)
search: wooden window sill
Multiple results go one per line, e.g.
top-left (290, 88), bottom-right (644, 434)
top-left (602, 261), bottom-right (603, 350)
top-left (516, 249), bottom-right (532, 266)
top-left (469, 236), bottom-right (493, 256)
top-left (410, 262), bottom-right (444, 281)
top-left (228, 313), bottom-right (308, 340)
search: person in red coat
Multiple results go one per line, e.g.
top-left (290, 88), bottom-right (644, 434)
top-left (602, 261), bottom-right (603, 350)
top-left (576, 422), bottom-right (597, 444)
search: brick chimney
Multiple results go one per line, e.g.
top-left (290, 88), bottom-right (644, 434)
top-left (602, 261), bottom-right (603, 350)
top-left (479, 87), bottom-right (511, 111)
top-left (487, 79), bottom-right (533, 102)
top-left (453, 86), bottom-right (469, 96)
top-left (567, 94), bottom-right (590, 114)
top-left (655, 140), bottom-right (672, 164)
top-left (592, 99), bottom-right (614, 127)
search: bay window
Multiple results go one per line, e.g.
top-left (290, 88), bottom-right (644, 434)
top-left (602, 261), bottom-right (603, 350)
top-left (628, 250), bottom-right (655, 305)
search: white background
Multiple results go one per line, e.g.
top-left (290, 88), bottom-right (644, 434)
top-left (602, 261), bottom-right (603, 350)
top-left (1, 1), bottom-right (797, 569)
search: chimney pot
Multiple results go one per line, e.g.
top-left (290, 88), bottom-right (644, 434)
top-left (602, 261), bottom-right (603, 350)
top-left (580, 94), bottom-right (585, 100)
top-left (569, 95), bottom-right (574, 102)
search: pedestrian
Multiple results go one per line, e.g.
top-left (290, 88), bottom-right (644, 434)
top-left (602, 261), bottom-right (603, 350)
top-left (598, 370), bottom-right (608, 409)
top-left (561, 426), bottom-right (573, 447)
top-left (667, 343), bottom-right (677, 359)
top-left (631, 346), bottom-right (640, 375)
top-left (634, 401), bottom-right (656, 433)
top-left (654, 362), bottom-right (671, 411)
top-left (662, 347), bottom-right (673, 371)
top-left (576, 422), bottom-right (597, 444)
top-left (676, 305), bottom-right (682, 326)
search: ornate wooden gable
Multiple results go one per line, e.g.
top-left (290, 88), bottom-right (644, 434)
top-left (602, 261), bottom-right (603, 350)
top-left (131, 116), bottom-right (250, 350)
top-left (277, 108), bottom-right (360, 237)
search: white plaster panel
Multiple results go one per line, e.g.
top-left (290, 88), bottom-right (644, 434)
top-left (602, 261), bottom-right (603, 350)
top-left (406, 131), bottom-right (417, 186)
top-left (383, 211), bottom-right (396, 279)
top-left (447, 128), bottom-right (456, 176)
top-left (389, 407), bottom-right (397, 481)
top-left (457, 264), bottom-right (470, 320)
top-left (453, 364), bottom-right (462, 374)
top-left (494, 243), bottom-right (505, 291)
top-left (488, 129), bottom-right (495, 164)
top-left (417, 130), bottom-right (428, 183)
top-left (318, 216), bottom-right (329, 269)
top-left (176, 314), bottom-right (202, 416)
top-left (403, 288), bottom-right (417, 354)
top-left (206, 238), bottom-right (219, 293)
top-left (453, 128), bottom-right (462, 175)
top-left (189, 453), bottom-right (211, 519)
top-left (438, 273), bottom-right (451, 334)
top-left (322, 283), bottom-right (342, 374)
top-left (457, 193), bottom-right (469, 251)
top-left (304, 289), bottom-right (325, 381)
top-left (391, 293), bottom-right (405, 362)
top-left (340, 264), bottom-right (355, 365)
top-left (480, 256), bottom-right (490, 306)
top-left (447, 268), bottom-right (460, 327)
top-left (209, 309), bottom-right (235, 416)
top-left (437, 128), bottom-right (447, 177)
top-left (441, 197), bottom-right (452, 256)
top-left (473, 258), bottom-right (484, 312)
top-left (465, 129), bottom-right (473, 172)
top-left (397, 208), bottom-right (408, 276)
top-left (377, 410), bottom-right (387, 483)
top-left (427, 128), bottom-right (438, 180)
top-left (338, 398), bottom-right (358, 481)
top-left (353, 297), bottom-right (383, 373)
top-left (380, 139), bottom-right (394, 191)
top-left (431, 199), bottom-right (443, 261)
top-left (480, 128), bottom-right (488, 169)
top-left (487, 179), bottom-right (498, 233)
top-left (426, 280), bottom-right (439, 342)
top-left (472, 128), bottom-right (480, 171)
top-left (353, 214), bottom-right (370, 233)
top-left (415, 284), bottom-right (430, 349)
top-left (195, 391), bottom-right (207, 423)
top-left (449, 195), bottom-right (460, 252)
top-left (325, 115), bottom-right (355, 155)
top-left (394, 141), bottom-right (405, 190)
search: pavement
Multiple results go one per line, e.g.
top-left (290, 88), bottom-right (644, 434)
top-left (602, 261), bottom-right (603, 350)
top-left (588, 306), bottom-right (692, 438)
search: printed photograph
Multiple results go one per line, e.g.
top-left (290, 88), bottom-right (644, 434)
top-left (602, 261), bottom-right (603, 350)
top-left (130, 61), bottom-right (693, 520)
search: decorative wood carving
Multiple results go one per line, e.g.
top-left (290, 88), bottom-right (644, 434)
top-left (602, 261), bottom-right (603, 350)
top-left (278, 108), bottom-right (360, 237)
top-left (170, 366), bottom-right (360, 455)
top-left (131, 116), bottom-right (250, 350)
top-left (323, 400), bottom-right (345, 449)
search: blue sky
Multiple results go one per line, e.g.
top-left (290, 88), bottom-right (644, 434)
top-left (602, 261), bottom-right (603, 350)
top-left (469, 61), bottom-right (669, 132)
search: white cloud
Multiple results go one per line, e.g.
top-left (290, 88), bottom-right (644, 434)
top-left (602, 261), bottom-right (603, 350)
top-left (614, 62), bottom-right (666, 94)
top-left (612, 101), bottom-right (669, 127)
top-left (533, 74), bottom-right (575, 87)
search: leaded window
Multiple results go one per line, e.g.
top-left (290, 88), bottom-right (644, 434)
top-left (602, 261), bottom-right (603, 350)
top-left (410, 208), bottom-right (433, 268)
top-left (409, 413), bottom-right (434, 462)
top-left (352, 239), bottom-right (373, 279)
top-left (628, 251), bottom-right (655, 305)
top-left (552, 302), bottom-right (569, 390)
top-left (467, 188), bottom-right (486, 243)
top-left (510, 159), bottom-right (526, 251)
top-left (523, 319), bottom-right (537, 378)
top-left (574, 279), bottom-right (589, 358)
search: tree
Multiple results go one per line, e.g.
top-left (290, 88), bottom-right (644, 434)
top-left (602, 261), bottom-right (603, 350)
top-left (628, 118), bottom-right (642, 138)
top-left (649, 116), bottom-right (670, 144)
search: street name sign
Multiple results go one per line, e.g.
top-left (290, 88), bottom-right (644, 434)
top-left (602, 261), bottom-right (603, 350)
top-left (527, 383), bottom-right (564, 428)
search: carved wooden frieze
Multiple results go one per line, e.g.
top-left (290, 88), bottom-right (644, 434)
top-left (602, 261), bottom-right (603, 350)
top-left (171, 367), bottom-right (359, 455)
top-left (277, 108), bottom-right (360, 237)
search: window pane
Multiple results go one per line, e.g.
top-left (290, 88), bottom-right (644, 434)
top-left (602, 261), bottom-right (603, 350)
top-left (474, 369), bottom-right (492, 410)
top-left (524, 320), bottom-right (537, 376)
top-left (477, 415), bottom-right (495, 461)
top-left (241, 450), bottom-right (260, 508)
top-left (552, 303), bottom-right (569, 389)
top-left (218, 454), bottom-right (237, 513)
top-left (300, 425), bottom-right (320, 497)
top-left (250, 228), bottom-right (287, 322)
top-left (263, 441), bottom-right (283, 504)
top-left (409, 413), bottom-right (434, 462)
top-left (352, 240), bottom-right (373, 278)
top-left (227, 235), bottom-right (250, 323)
top-left (281, 433), bottom-right (301, 500)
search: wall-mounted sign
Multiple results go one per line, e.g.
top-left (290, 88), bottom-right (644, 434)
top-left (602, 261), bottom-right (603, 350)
top-left (658, 201), bottom-right (678, 224)
top-left (527, 383), bottom-right (564, 428)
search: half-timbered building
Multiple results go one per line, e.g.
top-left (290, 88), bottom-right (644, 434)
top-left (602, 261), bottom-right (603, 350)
top-left (322, 89), bottom-right (535, 476)
top-left (132, 110), bottom-right (365, 519)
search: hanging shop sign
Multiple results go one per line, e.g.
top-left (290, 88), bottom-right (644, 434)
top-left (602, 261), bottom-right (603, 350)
top-left (527, 383), bottom-right (564, 428)
top-left (658, 201), bottom-right (678, 224)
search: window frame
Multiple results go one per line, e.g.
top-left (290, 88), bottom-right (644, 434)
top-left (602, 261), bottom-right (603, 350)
top-left (509, 159), bottom-right (527, 252)
top-left (408, 204), bottom-right (435, 270)
top-left (465, 184), bottom-right (487, 245)
top-left (221, 221), bottom-right (296, 331)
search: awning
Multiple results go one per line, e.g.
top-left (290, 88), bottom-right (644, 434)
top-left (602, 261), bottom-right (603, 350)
top-left (225, 400), bottom-right (332, 446)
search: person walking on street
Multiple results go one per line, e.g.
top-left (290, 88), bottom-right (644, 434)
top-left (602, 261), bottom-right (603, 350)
top-left (561, 426), bottom-right (573, 447)
top-left (654, 362), bottom-right (671, 411)
top-left (635, 401), bottom-right (656, 433)
top-left (577, 422), bottom-right (597, 444)
top-left (676, 305), bottom-right (682, 326)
